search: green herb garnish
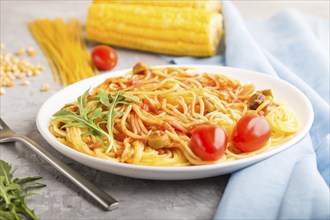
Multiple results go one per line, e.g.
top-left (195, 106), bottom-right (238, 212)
top-left (53, 88), bottom-right (138, 152)
top-left (0, 159), bottom-right (46, 220)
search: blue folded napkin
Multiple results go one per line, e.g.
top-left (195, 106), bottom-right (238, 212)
top-left (166, 1), bottom-right (330, 219)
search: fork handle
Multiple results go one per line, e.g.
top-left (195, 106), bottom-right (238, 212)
top-left (11, 135), bottom-right (118, 211)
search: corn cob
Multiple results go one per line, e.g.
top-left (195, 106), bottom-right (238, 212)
top-left (93, 0), bottom-right (222, 12)
top-left (86, 3), bottom-right (223, 57)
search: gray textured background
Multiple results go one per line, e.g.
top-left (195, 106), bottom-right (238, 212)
top-left (1, 1), bottom-right (328, 219)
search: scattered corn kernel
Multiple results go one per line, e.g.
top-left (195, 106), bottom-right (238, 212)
top-left (40, 83), bottom-right (50, 92)
top-left (32, 69), bottom-right (41, 76)
top-left (0, 45), bottom-right (45, 94)
top-left (21, 80), bottom-right (30, 86)
top-left (26, 70), bottom-right (33, 77)
top-left (27, 47), bottom-right (36, 56)
top-left (7, 81), bottom-right (15, 87)
top-left (16, 72), bottom-right (27, 79)
top-left (36, 65), bottom-right (45, 71)
top-left (0, 87), bottom-right (5, 95)
top-left (15, 48), bottom-right (26, 56)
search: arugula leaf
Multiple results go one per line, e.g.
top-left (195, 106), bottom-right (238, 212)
top-left (14, 176), bottom-right (43, 185)
top-left (0, 210), bottom-right (16, 220)
top-left (98, 88), bottom-right (111, 106)
top-left (53, 88), bottom-right (138, 153)
top-left (0, 160), bottom-right (12, 184)
top-left (105, 90), bottom-right (122, 153)
top-left (0, 160), bottom-right (46, 220)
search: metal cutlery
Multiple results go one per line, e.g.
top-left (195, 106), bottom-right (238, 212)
top-left (0, 118), bottom-right (118, 211)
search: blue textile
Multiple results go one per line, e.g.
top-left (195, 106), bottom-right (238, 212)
top-left (167, 1), bottom-right (330, 219)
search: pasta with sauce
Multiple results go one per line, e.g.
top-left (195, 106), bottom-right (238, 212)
top-left (49, 63), bottom-right (299, 166)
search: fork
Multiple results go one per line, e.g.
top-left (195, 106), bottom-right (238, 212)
top-left (0, 118), bottom-right (118, 211)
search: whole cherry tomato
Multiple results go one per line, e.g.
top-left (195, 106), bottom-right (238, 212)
top-left (232, 113), bottom-right (271, 152)
top-left (191, 124), bottom-right (227, 161)
top-left (91, 45), bottom-right (118, 71)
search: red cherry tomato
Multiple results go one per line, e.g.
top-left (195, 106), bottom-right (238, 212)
top-left (232, 113), bottom-right (271, 152)
top-left (191, 125), bottom-right (227, 161)
top-left (91, 45), bottom-right (118, 71)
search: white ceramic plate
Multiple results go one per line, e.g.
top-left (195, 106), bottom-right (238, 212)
top-left (36, 65), bottom-right (313, 180)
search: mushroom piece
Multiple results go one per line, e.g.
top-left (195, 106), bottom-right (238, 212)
top-left (133, 62), bottom-right (150, 75)
top-left (248, 93), bottom-right (265, 110)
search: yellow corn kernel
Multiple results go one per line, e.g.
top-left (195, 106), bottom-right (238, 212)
top-left (86, 3), bottom-right (223, 57)
top-left (15, 48), bottom-right (26, 56)
top-left (27, 47), bottom-right (36, 56)
top-left (93, 0), bottom-right (221, 12)
top-left (41, 83), bottom-right (50, 92)
top-left (21, 80), bottom-right (30, 86)
top-left (0, 87), bottom-right (5, 95)
top-left (7, 81), bottom-right (15, 87)
top-left (36, 65), bottom-right (45, 71)
top-left (16, 72), bottom-right (27, 79)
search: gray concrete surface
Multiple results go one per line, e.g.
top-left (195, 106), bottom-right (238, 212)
top-left (0, 1), bottom-right (328, 219)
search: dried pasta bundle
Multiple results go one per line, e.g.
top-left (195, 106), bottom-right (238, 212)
top-left (29, 18), bottom-right (98, 85)
top-left (86, 1), bottom-right (223, 57)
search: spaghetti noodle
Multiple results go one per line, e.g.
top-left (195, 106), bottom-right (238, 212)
top-left (29, 18), bottom-right (98, 85)
top-left (50, 63), bottom-right (299, 166)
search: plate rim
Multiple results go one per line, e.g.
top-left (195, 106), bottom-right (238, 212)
top-left (36, 65), bottom-right (314, 175)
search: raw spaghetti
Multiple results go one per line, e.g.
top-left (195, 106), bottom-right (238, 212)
top-left (29, 18), bottom-right (98, 85)
top-left (49, 63), bottom-right (299, 166)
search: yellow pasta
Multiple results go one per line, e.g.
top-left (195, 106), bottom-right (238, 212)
top-left (29, 18), bottom-right (98, 85)
top-left (50, 63), bottom-right (299, 166)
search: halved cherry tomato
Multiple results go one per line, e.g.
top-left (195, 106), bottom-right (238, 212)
top-left (190, 124), bottom-right (227, 161)
top-left (91, 45), bottom-right (118, 71)
top-left (232, 113), bottom-right (271, 152)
